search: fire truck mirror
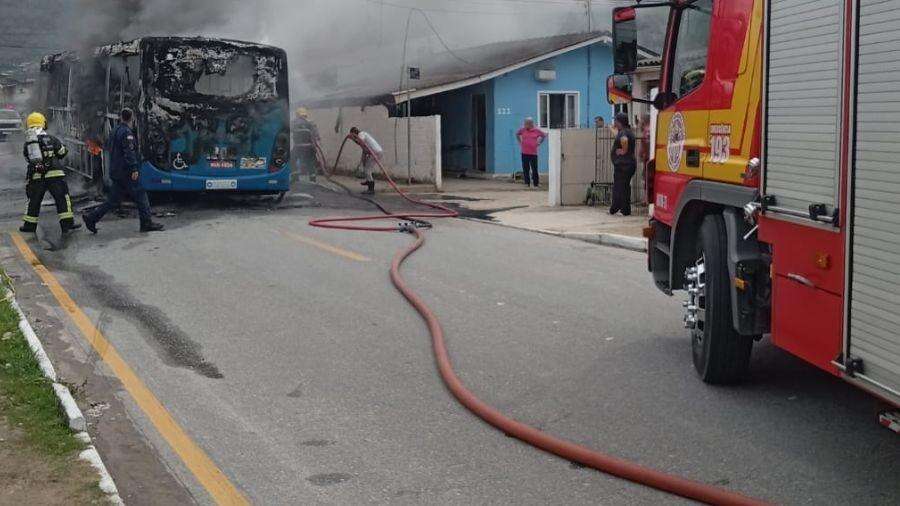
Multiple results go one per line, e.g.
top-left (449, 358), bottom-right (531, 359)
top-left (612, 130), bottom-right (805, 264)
top-left (613, 7), bottom-right (638, 73)
top-left (653, 92), bottom-right (677, 111)
top-left (607, 74), bottom-right (634, 106)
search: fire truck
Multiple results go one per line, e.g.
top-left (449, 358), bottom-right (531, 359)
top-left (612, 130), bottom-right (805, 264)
top-left (607, 0), bottom-right (900, 411)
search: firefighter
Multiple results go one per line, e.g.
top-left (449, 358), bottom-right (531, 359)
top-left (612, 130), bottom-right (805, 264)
top-left (609, 112), bottom-right (636, 216)
top-left (83, 108), bottom-right (164, 234)
top-left (292, 107), bottom-right (320, 182)
top-left (20, 112), bottom-right (81, 234)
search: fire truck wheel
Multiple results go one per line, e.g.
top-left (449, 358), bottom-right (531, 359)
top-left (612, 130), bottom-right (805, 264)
top-left (689, 213), bottom-right (753, 384)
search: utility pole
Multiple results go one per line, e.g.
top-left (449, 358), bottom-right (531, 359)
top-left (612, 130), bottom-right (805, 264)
top-left (407, 89), bottom-right (412, 186)
top-left (586, 0), bottom-right (592, 129)
top-left (586, 0), bottom-right (592, 32)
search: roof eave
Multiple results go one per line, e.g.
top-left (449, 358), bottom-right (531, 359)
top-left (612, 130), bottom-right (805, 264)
top-left (391, 34), bottom-right (612, 105)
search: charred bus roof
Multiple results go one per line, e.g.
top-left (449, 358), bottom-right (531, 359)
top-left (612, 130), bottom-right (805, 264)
top-left (41, 37), bottom-right (286, 70)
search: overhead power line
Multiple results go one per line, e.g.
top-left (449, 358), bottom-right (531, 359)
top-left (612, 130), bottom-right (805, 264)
top-left (365, 0), bottom-right (582, 16)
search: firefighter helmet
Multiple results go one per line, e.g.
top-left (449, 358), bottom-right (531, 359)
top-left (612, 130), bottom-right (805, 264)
top-left (26, 112), bottom-right (47, 130)
top-left (295, 107), bottom-right (309, 119)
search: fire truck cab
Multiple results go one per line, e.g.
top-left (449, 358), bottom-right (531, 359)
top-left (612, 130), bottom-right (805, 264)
top-left (609, 0), bottom-right (900, 408)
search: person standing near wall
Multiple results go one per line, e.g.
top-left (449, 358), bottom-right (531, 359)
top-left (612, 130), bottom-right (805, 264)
top-left (610, 112), bottom-right (636, 216)
top-left (516, 117), bottom-right (546, 189)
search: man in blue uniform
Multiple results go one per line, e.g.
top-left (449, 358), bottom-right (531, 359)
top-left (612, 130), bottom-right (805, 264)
top-left (83, 108), bottom-right (164, 234)
top-left (20, 112), bottom-right (81, 234)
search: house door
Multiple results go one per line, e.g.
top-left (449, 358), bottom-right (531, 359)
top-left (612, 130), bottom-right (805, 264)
top-left (472, 94), bottom-right (486, 171)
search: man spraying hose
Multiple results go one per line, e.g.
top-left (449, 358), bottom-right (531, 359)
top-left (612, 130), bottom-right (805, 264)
top-left (349, 127), bottom-right (383, 195)
top-left (20, 112), bottom-right (81, 235)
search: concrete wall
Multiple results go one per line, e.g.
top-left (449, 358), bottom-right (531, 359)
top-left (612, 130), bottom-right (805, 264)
top-left (559, 129), bottom-right (598, 205)
top-left (308, 105), bottom-right (441, 187)
top-left (490, 43), bottom-right (615, 175)
top-left (554, 128), bottom-right (647, 206)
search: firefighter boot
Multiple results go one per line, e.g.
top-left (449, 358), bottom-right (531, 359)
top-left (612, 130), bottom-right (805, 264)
top-left (62, 221), bottom-right (82, 234)
top-left (19, 222), bottom-right (37, 233)
top-left (82, 214), bottom-right (98, 234)
top-left (140, 220), bottom-right (165, 233)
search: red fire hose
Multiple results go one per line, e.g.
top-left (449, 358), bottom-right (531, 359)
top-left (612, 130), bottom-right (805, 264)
top-left (309, 137), bottom-right (769, 506)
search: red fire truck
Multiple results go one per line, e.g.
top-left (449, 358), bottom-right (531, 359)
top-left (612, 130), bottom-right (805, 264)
top-left (607, 0), bottom-right (900, 411)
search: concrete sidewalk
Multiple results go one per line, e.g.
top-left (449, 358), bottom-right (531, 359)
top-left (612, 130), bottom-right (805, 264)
top-left (321, 174), bottom-right (649, 251)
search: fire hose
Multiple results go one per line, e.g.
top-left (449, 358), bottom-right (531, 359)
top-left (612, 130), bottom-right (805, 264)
top-left (309, 137), bottom-right (769, 506)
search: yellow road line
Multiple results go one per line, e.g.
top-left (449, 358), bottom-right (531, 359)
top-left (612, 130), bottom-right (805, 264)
top-left (278, 230), bottom-right (371, 262)
top-left (9, 233), bottom-right (248, 506)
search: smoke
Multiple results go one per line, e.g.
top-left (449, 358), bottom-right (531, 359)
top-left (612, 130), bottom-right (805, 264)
top-left (71, 0), bottom-right (260, 47)
top-left (68, 0), bottom-right (616, 102)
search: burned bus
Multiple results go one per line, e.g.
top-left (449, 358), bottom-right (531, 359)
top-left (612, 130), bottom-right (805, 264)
top-left (37, 37), bottom-right (291, 193)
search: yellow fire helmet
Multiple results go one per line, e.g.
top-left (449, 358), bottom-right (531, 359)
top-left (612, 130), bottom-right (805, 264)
top-left (26, 112), bottom-right (47, 130)
top-left (295, 107), bottom-right (309, 119)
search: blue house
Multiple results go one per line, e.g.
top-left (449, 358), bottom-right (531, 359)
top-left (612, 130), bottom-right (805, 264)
top-left (390, 32), bottom-right (616, 176)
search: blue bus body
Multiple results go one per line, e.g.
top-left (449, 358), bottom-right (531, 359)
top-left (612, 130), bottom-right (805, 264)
top-left (39, 37), bottom-right (291, 193)
top-left (139, 38), bottom-right (291, 192)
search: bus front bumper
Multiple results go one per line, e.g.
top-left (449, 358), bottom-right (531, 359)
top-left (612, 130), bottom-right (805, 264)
top-left (140, 164), bottom-right (292, 192)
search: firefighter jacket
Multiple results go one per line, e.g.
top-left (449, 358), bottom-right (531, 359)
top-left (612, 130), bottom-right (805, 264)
top-left (108, 123), bottom-right (140, 181)
top-left (292, 118), bottom-right (319, 148)
top-left (23, 129), bottom-right (68, 181)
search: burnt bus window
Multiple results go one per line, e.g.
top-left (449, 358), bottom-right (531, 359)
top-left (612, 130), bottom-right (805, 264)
top-left (124, 56), bottom-right (141, 107)
top-left (670, 0), bottom-right (713, 99)
top-left (194, 55), bottom-right (257, 98)
top-left (47, 63), bottom-right (70, 108)
top-left (109, 58), bottom-right (126, 110)
top-left (109, 57), bottom-right (140, 111)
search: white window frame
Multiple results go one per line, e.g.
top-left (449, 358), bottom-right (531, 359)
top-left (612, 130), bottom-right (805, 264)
top-left (537, 91), bottom-right (580, 129)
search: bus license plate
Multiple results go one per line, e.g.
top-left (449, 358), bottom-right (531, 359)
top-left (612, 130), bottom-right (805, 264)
top-left (206, 179), bottom-right (237, 190)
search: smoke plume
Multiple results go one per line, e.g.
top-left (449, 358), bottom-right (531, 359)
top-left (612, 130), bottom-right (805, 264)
top-left (68, 0), bottom-right (616, 103)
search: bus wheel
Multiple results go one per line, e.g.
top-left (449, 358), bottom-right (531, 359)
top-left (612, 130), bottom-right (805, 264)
top-left (684, 213), bottom-right (753, 384)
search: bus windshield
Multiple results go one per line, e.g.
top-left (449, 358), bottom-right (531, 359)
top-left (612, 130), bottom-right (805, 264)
top-left (148, 41), bottom-right (282, 103)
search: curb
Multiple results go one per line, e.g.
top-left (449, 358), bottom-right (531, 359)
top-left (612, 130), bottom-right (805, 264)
top-left (6, 292), bottom-right (123, 505)
top-left (460, 217), bottom-right (649, 252)
top-left (561, 232), bottom-right (648, 252)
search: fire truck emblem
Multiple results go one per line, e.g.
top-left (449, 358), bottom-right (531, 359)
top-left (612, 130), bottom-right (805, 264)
top-left (667, 113), bottom-right (686, 172)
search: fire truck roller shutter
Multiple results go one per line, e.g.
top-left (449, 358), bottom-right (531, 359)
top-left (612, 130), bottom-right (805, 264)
top-left (764, 0), bottom-right (845, 215)
top-left (846, 0), bottom-right (900, 405)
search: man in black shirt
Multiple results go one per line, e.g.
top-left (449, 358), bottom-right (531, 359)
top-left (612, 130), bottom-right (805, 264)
top-left (610, 112), bottom-right (636, 216)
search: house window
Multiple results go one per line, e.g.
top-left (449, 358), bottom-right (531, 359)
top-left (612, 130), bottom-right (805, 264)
top-left (538, 92), bottom-right (578, 129)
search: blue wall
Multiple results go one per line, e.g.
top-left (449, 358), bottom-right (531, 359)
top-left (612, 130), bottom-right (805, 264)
top-left (435, 41), bottom-right (614, 174)
top-left (439, 81), bottom-right (493, 172)
top-left (490, 42), bottom-right (614, 174)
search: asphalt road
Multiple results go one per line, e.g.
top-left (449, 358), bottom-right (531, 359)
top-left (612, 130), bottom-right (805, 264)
top-left (0, 143), bottom-right (898, 504)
